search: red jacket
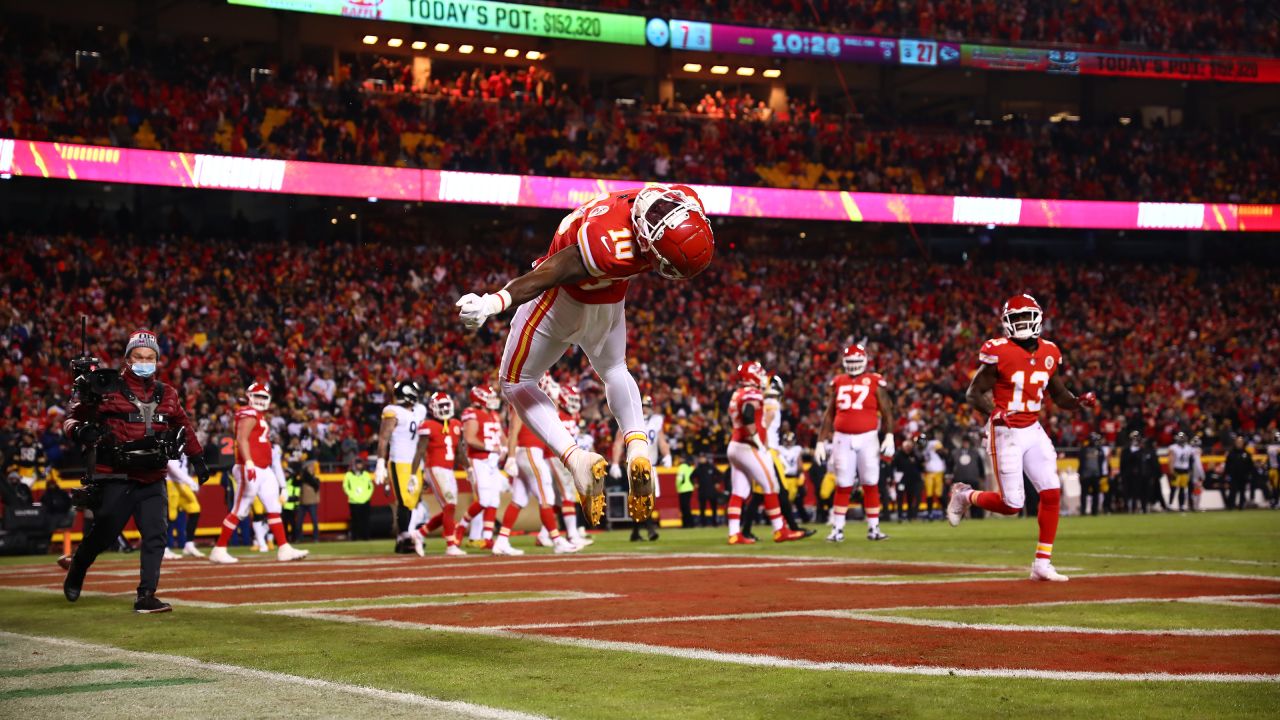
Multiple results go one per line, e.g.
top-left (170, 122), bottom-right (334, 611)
top-left (64, 370), bottom-right (202, 484)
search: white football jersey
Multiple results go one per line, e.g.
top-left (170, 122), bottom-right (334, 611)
top-left (644, 414), bottom-right (664, 462)
top-left (1168, 443), bottom-right (1194, 472)
top-left (923, 439), bottom-right (946, 473)
top-left (383, 403), bottom-right (427, 463)
top-left (777, 444), bottom-right (802, 476)
top-left (763, 397), bottom-right (782, 449)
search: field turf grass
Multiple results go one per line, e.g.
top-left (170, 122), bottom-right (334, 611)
top-left (1, 510), bottom-right (1277, 719)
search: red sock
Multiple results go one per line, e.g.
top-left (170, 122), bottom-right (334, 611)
top-left (462, 501), bottom-right (482, 523)
top-left (539, 506), bottom-right (562, 539)
top-left (216, 514), bottom-right (240, 547)
top-left (432, 505), bottom-right (456, 544)
top-left (971, 491), bottom-right (1020, 515)
top-left (862, 485), bottom-right (880, 519)
top-left (727, 494), bottom-right (743, 520)
top-left (1036, 489), bottom-right (1061, 559)
top-left (562, 500), bottom-right (576, 517)
top-left (499, 504), bottom-right (522, 537)
top-left (832, 486), bottom-right (852, 517)
top-left (483, 506), bottom-right (497, 537)
top-left (267, 513), bottom-right (288, 546)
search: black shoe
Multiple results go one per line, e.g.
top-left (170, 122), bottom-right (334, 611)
top-left (647, 532), bottom-right (659, 542)
top-left (743, 532), bottom-right (759, 542)
top-left (134, 591), bottom-right (172, 614)
top-left (63, 562), bottom-right (85, 603)
top-left (797, 528), bottom-right (817, 538)
top-left (630, 533), bottom-right (642, 542)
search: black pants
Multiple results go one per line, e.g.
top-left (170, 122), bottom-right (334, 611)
top-left (293, 504), bottom-right (319, 542)
top-left (698, 485), bottom-right (719, 526)
top-left (74, 480), bottom-right (167, 595)
top-left (1079, 475), bottom-right (1101, 516)
top-left (677, 491), bottom-right (694, 528)
top-left (348, 502), bottom-right (371, 540)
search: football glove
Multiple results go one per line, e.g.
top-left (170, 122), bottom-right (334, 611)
top-left (374, 458), bottom-right (388, 486)
top-left (456, 290), bottom-right (512, 330)
top-left (189, 456), bottom-right (210, 486)
top-left (1078, 391), bottom-right (1097, 408)
top-left (879, 433), bottom-right (896, 458)
top-left (812, 442), bottom-right (827, 465)
top-left (503, 457), bottom-right (519, 479)
top-left (661, 454), bottom-right (672, 468)
top-left (243, 463), bottom-right (258, 482)
top-left (609, 463), bottom-right (622, 480)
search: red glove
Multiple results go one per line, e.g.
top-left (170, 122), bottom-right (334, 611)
top-left (989, 408), bottom-right (1008, 426)
top-left (243, 464), bottom-right (258, 482)
top-left (1078, 392), bottom-right (1097, 408)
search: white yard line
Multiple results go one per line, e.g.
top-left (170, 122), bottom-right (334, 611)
top-left (822, 610), bottom-right (1280, 637)
top-left (0, 630), bottom-right (551, 720)
top-left (267, 610), bottom-right (1280, 684)
top-left (1075, 552), bottom-right (1280, 567)
top-left (261, 591), bottom-right (621, 614)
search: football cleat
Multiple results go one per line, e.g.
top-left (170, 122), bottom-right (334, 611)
top-left (867, 528), bottom-right (889, 541)
top-left (276, 544), bottom-right (309, 562)
top-left (466, 538), bottom-right (488, 549)
top-left (208, 546), bottom-right (239, 564)
top-left (534, 529), bottom-right (553, 547)
top-left (411, 532), bottom-right (426, 558)
top-left (62, 559), bottom-right (85, 602)
top-left (492, 536), bottom-right (524, 556)
top-left (256, 541), bottom-right (270, 553)
top-left (773, 528), bottom-right (808, 543)
top-left (1029, 562), bottom-right (1069, 582)
top-left (727, 533), bottom-right (757, 545)
top-left (163, 547), bottom-right (182, 560)
top-left (626, 456), bottom-right (655, 524)
top-left (566, 449), bottom-right (608, 525)
top-left (552, 536), bottom-right (579, 554)
top-left (825, 528), bottom-right (845, 543)
top-left (947, 483), bottom-right (973, 527)
top-left (443, 544), bottom-right (466, 557)
top-left (182, 542), bottom-right (205, 559)
top-left (573, 529), bottom-right (595, 546)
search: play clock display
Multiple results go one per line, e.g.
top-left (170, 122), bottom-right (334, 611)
top-left (654, 18), bottom-right (897, 64)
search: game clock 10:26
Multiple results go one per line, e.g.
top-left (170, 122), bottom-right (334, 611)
top-left (772, 31), bottom-right (841, 57)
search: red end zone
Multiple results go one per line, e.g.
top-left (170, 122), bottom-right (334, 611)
top-left (15, 554), bottom-right (1280, 679)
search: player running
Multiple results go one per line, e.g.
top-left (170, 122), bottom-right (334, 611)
top-left (948, 294), bottom-right (1096, 582)
top-left (164, 456), bottom-right (203, 559)
top-left (209, 383), bottom-right (308, 564)
top-left (726, 362), bottom-right (809, 545)
top-left (455, 185), bottom-right (714, 525)
top-left (376, 381), bottom-right (427, 553)
top-left (453, 385), bottom-right (506, 548)
top-left (497, 374), bottom-right (579, 555)
top-left (409, 391), bottom-right (467, 557)
top-left (814, 344), bottom-right (895, 542)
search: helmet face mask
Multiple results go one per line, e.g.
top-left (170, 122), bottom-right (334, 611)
top-left (247, 382), bottom-right (271, 412)
top-left (429, 392), bottom-right (454, 421)
top-left (736, 361), bottom-right (769, 389)
top-left (630, 185), bottom-right (714, 280)
top-left (842, 345), bottom-right (868, 375)
top-left (470, 384), bottom-right (500, 411)
top-left (394, 380), bottom-right (421, 405)
top-left (1001, 294), bottom-right (1043, 340)
top-left (559, 386), bottom-right (582, 415)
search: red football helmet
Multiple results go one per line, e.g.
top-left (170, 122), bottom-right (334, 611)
top-left (558, 385), bottom-right (582, 415)
top-left (538, 371), bottom-right (560, 401)
top-left (470, 384), bottom-right (501, 410)
top-left (736, 361), bottom-right (769, 389)
top-left (1001, 294), bottom-right (1043, 340)
top-left (246, 382), bottom-right (271, 412)
top-left (842, 344), bottom-right (868, 375)
top-left (428, 391), bottom-right (454, 421)
top-left (631, 184), bottom-right (715, 280)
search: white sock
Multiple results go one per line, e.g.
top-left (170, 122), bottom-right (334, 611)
top-left (537, 526), bottom-right (550, 544)
top-left (563, 508), bottom-right (579, 536)
top-left (409, 503), bottom-right (428, 533)
top-left (469, 517), bottom-right (484, 542)
top-left (728, 518), bottom-right (741, 536)
top-left (866, 516), bottom-right (879, 531)
top-left (503, 381), bottom-right (577, 457)
top-left (831, 510), bottom-right (847, 531)
top-left (252, 521), bottom-right (267, 547)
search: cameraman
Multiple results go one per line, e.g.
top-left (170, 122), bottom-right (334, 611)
top-left (61, 330), bottom-right (207, 614)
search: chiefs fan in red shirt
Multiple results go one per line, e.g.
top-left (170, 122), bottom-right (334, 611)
top-left (209, 383), bottom-right (308, 564)
top-left (725, 361), bottom-right (808, 545)
top-left (455, 185), bottom-right (714, 526)
top-left (950, 294), bottom-right (1096, 582)
top-left (815, 344), bottom-right (896, 543)
top-left (409, 391), bottom-right (466, 557)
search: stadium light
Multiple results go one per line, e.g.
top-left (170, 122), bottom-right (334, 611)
top-left (387, 38), bottom-right (403, 47)
top-left (459, 44), bottom-right (474, 54)
top-left (762, 68), bottom-right (781, 78)
top-left (682, 63), bottom-right (702, 72)
top-left (1119, 116), bottom-right (1133, 125)
top-left (435, 43), bottom-right (450, 52)
top-left (362, 35), bottom-right (378, 45)
top-left (483, 46), bottom-right (497, 54)
top-left (411, 41), bottom-right (427, 50)
top-left (504, 48), bottom-right (520, 58)
top-left (349, 213), bottom-right (357, 220)
top-left (330, 218), bottom-right (337, 224)
top-left (526, 50), bottom-right (541, 60)
top-left (736, 67), bottom-right (755, 76)
top-left (710, 65), bottom-right (729, 75)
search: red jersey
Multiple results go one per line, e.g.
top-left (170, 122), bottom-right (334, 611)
top-left (515, 416), bottom-right (549, 452)
top-left (728, 385), bottom-right (765, 444)
top-left (831, 372), bottom-right (887, 434)
top-left (233, 406), bottom-right (273, 467)
top-left (538, 190), bottom-right (652, 304)
top-left (978, 337), bottom-right (1063, 429)
top-left (418, 417), bottom-right (462, 469)
top-left (461, 407), bottom-right (503, 461)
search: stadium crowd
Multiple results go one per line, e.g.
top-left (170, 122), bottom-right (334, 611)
top-left (1, 226), bottom-right (1277, 481)
top-left (2, 23), bottom-right (1278, 204)
top-left (546, 0), bottom-right (1280, 55)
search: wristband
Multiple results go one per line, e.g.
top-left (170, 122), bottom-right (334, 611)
top-left (496, 289), bottom-right (512, 311)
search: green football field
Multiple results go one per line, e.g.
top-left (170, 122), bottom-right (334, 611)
top-left (2, 511), bottom-right (1278, 719)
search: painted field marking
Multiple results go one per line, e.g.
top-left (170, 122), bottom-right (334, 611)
top-left (0, 676), bottom-right (210, 700)
top-left (0, 631), bottom-right (551, 720)
top-left (824, 610), bottom-right (1280, 637)
top-left (1076, 552), bottom-right (1280, 567)
top-left (272, 609), bottom-right (1280, 684)
top-left (260, 591), bottom-right (621, 614)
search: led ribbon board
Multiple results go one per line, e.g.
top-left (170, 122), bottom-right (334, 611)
top-left (229, 1), bottom-right (648, 45)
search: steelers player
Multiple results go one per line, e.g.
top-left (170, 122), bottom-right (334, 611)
top-left (376, 380), bottom-right (426, 553)
top-left (165, 456), bottom-right (204, 558)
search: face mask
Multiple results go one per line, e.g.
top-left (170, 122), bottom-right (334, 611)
top-left (131, 362), bottom-right (157, 378)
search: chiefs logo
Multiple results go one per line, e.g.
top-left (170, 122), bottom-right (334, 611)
top-left (588, 205), bottom-right (610, 218)
top-left (1045, 356), bottom-right (1056, 370)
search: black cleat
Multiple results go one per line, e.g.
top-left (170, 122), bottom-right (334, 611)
top-left (133, 591), bottom-right (172, 614)
top-left (647, 532), bottom-right (659, 542)
top-left (63, 559), bottom-right (85, 602)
